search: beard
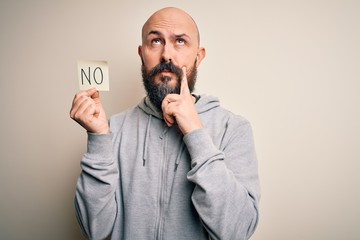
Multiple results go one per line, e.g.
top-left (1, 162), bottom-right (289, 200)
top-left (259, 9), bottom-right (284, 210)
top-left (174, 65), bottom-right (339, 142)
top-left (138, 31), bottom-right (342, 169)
top-left (142, 60), bottom-right (197, 111)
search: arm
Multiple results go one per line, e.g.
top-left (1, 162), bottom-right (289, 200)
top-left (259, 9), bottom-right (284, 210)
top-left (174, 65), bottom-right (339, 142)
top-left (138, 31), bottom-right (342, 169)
top-left (75, 133), bottom-right (118, 239)
top-left (184, 123), bottom-right (260, 240)
top-left (70, 89), bottom-right (118, 239)
top-left (161, 67), bottom-right (260, 239)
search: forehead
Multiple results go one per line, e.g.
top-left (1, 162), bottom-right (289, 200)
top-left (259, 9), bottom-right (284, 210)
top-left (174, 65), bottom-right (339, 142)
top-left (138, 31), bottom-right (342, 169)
top-left (142, 9), bottom-right (198, 41)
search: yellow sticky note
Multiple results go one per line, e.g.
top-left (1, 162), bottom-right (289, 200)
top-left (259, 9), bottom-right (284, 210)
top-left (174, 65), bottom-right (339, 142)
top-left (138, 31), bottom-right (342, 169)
top-left (77, 60), bottom-right (109, 91)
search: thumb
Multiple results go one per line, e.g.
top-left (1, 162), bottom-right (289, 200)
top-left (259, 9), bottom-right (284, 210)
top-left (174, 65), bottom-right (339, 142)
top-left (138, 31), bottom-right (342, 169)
top-left (89, 88), bottom-right (101, 104)
top-left (85, 87), bottom-right (98, 97)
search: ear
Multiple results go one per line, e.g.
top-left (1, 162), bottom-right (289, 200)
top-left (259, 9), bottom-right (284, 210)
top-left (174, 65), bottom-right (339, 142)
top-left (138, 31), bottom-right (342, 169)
top-left (195, 47), bottom-right (206, 67)
top-left (138, 45), bottom-right (142, 58)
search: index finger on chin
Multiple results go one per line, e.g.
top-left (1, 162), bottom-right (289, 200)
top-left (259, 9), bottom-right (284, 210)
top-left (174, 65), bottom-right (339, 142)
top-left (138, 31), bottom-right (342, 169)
top-left (180, 66), bottom-right (190, 95)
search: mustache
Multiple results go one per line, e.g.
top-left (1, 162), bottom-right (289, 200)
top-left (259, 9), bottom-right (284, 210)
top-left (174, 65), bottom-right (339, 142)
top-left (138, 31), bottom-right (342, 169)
top-left (149, 61), bottom-right (183, 78)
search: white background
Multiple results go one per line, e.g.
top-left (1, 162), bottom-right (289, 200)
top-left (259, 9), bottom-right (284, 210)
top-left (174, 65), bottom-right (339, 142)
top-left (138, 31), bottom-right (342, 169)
top-left (0, 1), bottom-right (359, 239)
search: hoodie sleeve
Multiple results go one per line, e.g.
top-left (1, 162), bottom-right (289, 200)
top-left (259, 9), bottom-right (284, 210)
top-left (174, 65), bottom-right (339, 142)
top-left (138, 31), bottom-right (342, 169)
top-left (184, 120), bottom-right (260, 240)
top-left (74, 132), bottom-right (119, 240)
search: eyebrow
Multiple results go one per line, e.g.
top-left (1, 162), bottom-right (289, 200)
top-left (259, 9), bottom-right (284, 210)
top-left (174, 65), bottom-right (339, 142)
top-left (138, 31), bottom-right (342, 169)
top-left (148, 30), bottom-right (162, 36)
top-left (147, 30), bottom-right (190, 40)
top-left (174, 33), bottom-right (190, 39)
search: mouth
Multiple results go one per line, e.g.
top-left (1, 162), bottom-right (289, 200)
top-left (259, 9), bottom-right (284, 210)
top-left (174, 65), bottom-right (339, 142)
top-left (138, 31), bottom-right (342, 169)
top-left (160, 69), bottom-right (172, 73)
top-left (146, 62), bottom-right (182, 84)
top-left (157, 68), bottom-right (175, 77)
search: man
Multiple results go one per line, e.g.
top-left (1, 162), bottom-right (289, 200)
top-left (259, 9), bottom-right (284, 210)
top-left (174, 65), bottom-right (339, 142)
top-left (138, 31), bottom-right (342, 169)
top-left (70, 7), bottom-right (260, 240)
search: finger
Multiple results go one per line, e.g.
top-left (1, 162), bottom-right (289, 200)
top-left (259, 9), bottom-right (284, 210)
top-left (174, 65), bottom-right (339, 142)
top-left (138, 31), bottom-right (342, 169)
top-left (89, 88), bottom-right (101, 103)
top-left (163, 93), bottom-right (181, 104)
top-left (73, 97), bottom-right (95, 120)
top-left (163, 108), bottom-right (175, 126)
top-left (164, 113), bottom-right (175, 127)
top-left (161, 98), bottom-right (175, 127)
top-left (85, 87), bottom-right (98, 97)
top-left (82, 100), bottom-right (97, 120)
top-left (70, 95), bottom-right (90, 118)
top-left (71, 88), bottom-right (101, 117)
top-left (180, 66), bottom-right (190, 96)
top-left (71, 88), bottom-right (97, 107)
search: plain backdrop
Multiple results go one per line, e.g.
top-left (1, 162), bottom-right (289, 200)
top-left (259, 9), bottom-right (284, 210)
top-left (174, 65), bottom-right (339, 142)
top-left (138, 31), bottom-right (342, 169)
top-left (1, 1), bottom-right (359, 239)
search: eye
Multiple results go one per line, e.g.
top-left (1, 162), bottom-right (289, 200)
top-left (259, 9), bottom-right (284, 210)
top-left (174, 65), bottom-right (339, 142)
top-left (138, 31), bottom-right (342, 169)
top-left (176, 38), bottom-right (185, 45)
top-left (151, 38), bottom-right (162, 45)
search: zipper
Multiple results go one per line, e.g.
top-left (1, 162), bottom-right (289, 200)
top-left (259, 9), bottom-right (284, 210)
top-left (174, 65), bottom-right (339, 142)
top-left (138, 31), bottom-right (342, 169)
top-left (154, 127), bottom-right (169, 239)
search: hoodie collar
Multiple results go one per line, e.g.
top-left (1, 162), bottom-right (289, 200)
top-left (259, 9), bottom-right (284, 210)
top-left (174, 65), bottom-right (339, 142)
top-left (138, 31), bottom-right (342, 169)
top-left (138, 95), bottom-right (220, 119)
top-left (138, 96), bottom-right (164, 120)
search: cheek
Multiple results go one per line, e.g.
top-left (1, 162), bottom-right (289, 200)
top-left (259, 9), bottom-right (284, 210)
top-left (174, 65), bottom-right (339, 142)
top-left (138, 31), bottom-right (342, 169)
top-left (181, 51), bottom-right (198, 67)
top-left (142, 55), bottom-right (159, 71)
top-left (142, 47), bottom-right (160, 63)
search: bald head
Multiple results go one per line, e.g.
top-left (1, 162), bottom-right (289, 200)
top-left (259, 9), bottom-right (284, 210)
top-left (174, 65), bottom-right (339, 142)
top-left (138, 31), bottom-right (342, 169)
top-left (142, 7), bottom-right (200, 46)
top-left (138, 7), bottom-right (206, 110)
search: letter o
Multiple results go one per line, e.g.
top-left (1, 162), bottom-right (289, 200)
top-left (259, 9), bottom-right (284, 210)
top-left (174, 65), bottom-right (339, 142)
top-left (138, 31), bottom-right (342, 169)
top-left (93, 67), bottom-right (104, 85)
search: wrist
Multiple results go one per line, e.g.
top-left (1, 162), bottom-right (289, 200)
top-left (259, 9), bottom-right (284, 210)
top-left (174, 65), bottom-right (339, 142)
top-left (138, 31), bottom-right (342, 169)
top-left (87, 125), bottom-right (110, 135)
top-left (182, 122), bottom-right (203, 136)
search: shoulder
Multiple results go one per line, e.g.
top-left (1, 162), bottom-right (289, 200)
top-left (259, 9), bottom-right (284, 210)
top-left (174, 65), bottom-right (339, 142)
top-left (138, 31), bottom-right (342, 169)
top-left (218, 107), bottom-right (253, 140)
top-left (109, 105), bottom-right (143, 133)
top-left (198, 94), bottom-right (251, 129)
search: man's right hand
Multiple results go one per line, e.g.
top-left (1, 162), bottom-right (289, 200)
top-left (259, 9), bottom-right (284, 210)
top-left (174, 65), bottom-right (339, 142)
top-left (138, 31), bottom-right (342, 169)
top-left (70, 88), bottom-right (109, 134)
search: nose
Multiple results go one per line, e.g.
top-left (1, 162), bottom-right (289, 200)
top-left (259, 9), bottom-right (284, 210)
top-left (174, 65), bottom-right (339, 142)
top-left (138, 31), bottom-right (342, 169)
top-left (161, 44), bottom-right (172, 63)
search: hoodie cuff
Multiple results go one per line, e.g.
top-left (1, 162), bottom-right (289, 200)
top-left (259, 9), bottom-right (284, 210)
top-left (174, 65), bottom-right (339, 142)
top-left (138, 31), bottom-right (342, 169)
top-left (183, 128), bottom-right (220, 168)
top-left (86, 132), bottom-right (114, 161)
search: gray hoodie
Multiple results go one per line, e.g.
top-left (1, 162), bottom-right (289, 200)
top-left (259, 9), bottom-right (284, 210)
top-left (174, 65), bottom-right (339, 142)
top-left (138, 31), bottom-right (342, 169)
top-left (75, 95), bottom-right (260, 240)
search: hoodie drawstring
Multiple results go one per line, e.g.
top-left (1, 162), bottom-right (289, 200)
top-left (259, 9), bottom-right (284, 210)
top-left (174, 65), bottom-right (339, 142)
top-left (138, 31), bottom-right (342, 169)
top-left (143, 114), bottom-right (185, 170)
top-left (143, 115), bottom-right (152, 167)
